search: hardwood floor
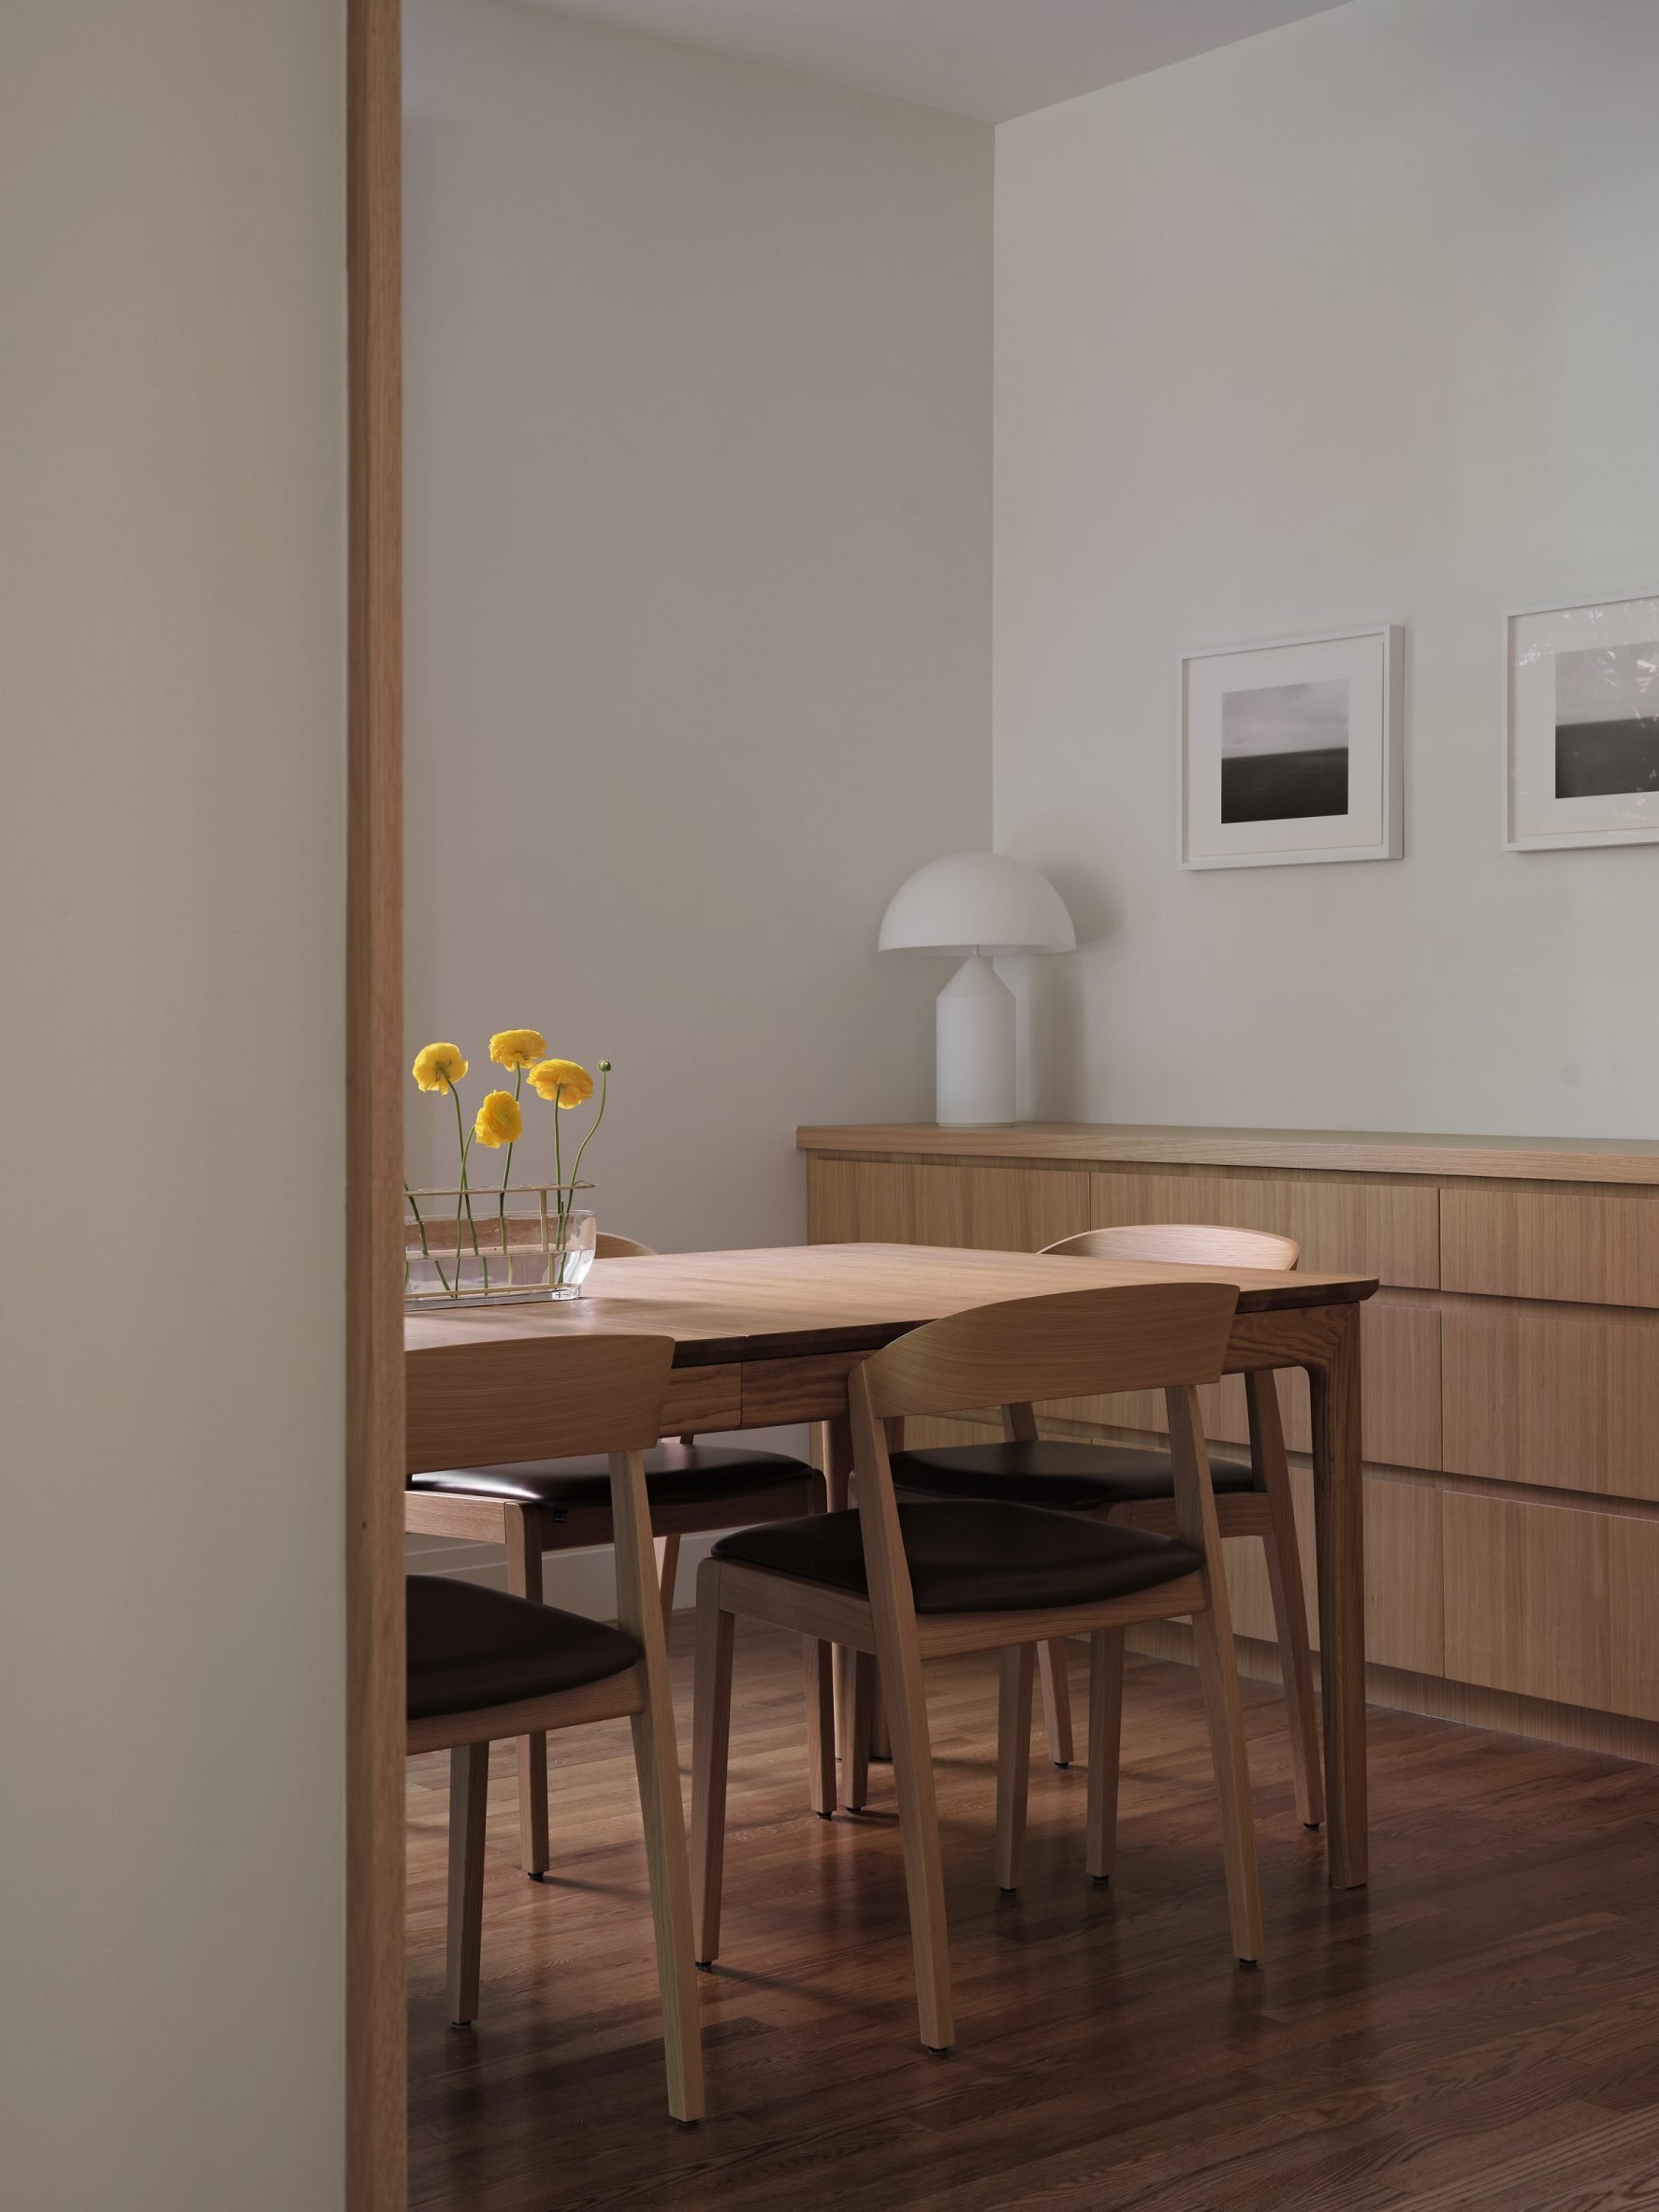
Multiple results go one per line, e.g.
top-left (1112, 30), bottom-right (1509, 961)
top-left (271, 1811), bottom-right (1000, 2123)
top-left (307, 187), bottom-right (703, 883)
top-left (408, 1621), bottom-right (1659, 2211)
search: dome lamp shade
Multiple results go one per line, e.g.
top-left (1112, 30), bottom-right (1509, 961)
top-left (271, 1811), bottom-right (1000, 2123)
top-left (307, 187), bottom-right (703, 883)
top-left (878, 851), bottom-right (1075, 1126)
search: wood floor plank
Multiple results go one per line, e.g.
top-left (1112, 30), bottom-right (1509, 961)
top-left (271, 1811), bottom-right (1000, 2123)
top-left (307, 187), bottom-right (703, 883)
top-left (408, 1623), bottom-right (1659, 2212)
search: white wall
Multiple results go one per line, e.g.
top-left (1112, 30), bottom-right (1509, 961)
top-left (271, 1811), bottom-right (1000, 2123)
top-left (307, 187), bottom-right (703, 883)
top-left (0, 6), bottom-right (345, 2206)
top-left (996, 0), bottom-right (1659, 1137)
top-left (402, 0), bottom-right (992, 1241)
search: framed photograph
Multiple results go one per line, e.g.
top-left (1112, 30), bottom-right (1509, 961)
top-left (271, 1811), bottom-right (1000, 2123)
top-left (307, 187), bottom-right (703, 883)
top-left (1504, 592), bottom-right (1659, 851)
top-left (1178, 625), bottom-right (1403, 869)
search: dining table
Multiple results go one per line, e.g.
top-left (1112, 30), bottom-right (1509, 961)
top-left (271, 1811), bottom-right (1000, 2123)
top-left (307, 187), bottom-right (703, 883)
top-left (404, 1240), bottom-right (1379, 1887)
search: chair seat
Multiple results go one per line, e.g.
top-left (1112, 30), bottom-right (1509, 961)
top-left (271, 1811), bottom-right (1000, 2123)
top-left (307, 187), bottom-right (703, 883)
top-left (409, 1439), bottom-right (813, 1512)
top-left (711, 1501), bottom-right (1204, 1615)
top-left (891, 1439), bottom-right (1257, 1511)
top-left (407, 1575), bottom-right (642, 1720)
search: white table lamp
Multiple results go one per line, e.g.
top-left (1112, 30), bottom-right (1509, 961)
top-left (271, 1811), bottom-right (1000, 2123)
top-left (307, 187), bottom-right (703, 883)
top-left (879, 851), bottom-right (1074, 1126)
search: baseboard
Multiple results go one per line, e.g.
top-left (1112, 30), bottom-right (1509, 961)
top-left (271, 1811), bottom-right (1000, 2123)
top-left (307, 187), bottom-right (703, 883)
top-left (1124, 1622), bottom-right (1659, 1767)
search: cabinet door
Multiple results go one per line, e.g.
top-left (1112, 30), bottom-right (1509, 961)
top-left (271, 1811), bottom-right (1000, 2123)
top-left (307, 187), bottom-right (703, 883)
top-left (1442, 1492), bottom-right (1659, 1720)
top-left (1091, 1170), bottom-right (1438, 1288)
top-left (1223, 1467), bottom-right (1444, 1678)
top-left (1054, 1296), bottom-right (1441, 1472)
top-left (808, 1157), bottom-right (1088, 1254)
top-left (1442, 1300), bottom-right (1659, 1503)
top-left (1442, 1186), bottom-right (1659, 1309)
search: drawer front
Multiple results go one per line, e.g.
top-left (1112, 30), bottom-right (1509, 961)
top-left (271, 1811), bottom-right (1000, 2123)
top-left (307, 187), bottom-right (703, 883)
top-left (1055, 1296), bottom-right (1441, 1472)
top-left (808, 1157), bottom-right (1089, 1253)
top-left (1442, 1302), bottom-right (1659, 1502)
top-left (1090, 1170), bottom-right (1437, 1288)
top-left (1441, 1186), bottom-right (1659, 1309)
top-left (1442, 1492), bottom-right (1659, 1720)
top-left (1224, 1469), bottom-right (1444, 1677)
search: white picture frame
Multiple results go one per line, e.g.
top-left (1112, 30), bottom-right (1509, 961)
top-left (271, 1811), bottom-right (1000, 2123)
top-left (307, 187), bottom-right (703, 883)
top-left (1503, 591), bottom-right (1659, 851)
top-left (1178, 624), bottom-right (1404, 870)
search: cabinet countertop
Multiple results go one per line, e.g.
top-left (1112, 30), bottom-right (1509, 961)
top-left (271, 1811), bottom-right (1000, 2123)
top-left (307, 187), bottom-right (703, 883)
top-left (795, 1122), bottom-right (1659, 1187)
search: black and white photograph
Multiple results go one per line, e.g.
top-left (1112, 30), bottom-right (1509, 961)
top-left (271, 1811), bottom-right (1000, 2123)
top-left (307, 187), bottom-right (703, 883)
top-left (1180, 626), bottom-right (1401, 868)
top-left (1506, 593), bottom-right (1659, 849)
top-left (1220, 678), bottom-right (1350, 822)
top-left (1553, 640), bottom-right (1659, 798)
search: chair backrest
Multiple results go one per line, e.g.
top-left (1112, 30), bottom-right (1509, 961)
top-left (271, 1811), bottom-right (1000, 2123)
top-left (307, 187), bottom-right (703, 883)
top-left (595, 1230), bottom-right (657, 1259)
top-left (855, 1280), bottom-right (1239, 1422)
top-left (405, 1332), bottom-right (675, 1475)
top-left (1042, 1221), bottom-right (1299, 1273)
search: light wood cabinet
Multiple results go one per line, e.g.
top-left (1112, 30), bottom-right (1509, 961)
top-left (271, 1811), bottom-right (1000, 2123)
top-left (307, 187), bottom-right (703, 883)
top-left (800, 1122), bottom-right (1659, 1752)
top-left (1442, 1492), bottom-right (1659, 1721)
top-left (1224, 1467), bottom-right (1444, 1679)
top-left (1092, 1169), bottom-right (1439, 1288)
top-left (1441, 1300), bottom-right (1659, 1503)
top-left (1442, 1186), bottom-right (1659, 1309)
top-left (808, 1157), bottom-right (1088, 1255)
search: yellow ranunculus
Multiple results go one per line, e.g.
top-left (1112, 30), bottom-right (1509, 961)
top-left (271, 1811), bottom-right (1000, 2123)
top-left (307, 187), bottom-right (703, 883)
top-left (412, 1042), bottom-right (469, 1094)
top-left (528, 1057), bottom-right (593, 1107)
top-left (489, 1028), bottom-right (547, 1071)
top-left (473, 1089), bottom-right (523, 1149)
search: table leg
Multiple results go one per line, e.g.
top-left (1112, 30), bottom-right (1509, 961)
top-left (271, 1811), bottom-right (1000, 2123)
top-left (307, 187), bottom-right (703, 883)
top-left (1306, 1305), bottom-right (1367, 1888)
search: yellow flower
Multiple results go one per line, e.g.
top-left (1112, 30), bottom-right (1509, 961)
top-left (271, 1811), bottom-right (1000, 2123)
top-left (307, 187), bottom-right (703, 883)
top-left (473, 1089), bottom-right (523, 1149)
top-left (528, 1057), bottom-right (593, 1107)
top-left (489, 1028), bottom-right (547, 1071)
top-left (412, 1042), bottom-right (469, 1094)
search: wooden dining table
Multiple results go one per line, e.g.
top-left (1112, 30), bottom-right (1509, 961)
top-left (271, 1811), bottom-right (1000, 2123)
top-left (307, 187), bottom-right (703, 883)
top-left (405, 1241), bottom-right (1379, 1887)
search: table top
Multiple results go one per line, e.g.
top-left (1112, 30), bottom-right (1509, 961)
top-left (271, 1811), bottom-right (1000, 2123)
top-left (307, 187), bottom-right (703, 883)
top-left (795, 1122), bottom-right (1659, 1185)
top-left (404, 1242), bottom-right (1377, 1369)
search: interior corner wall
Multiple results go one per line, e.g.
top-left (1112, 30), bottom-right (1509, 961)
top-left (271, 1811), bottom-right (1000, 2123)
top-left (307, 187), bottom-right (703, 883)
top-left (402, 0), bottom-right (993, 1243)
top-left (994, 0), bottom-right (1659, 1136)
top-left (1, 5), bottom-right (346, 2206)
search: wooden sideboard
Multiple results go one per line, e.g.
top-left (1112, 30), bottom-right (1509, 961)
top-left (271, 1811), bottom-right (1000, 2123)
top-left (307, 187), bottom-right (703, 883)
top-left (797, 1122), bottom-right (1659, 1761)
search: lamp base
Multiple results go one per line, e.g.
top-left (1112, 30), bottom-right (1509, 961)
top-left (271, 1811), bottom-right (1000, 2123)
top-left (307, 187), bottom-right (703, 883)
top-left (936, 954), bottom-right (1015, 1125)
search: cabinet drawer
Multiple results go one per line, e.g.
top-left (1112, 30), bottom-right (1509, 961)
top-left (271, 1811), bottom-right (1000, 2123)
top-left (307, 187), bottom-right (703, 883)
top-left (1441, 1186), bottom-right (1659, 1309)
top-left (1442, 1302), bottom-right (1659, 1502)
top-left (1224, 1469), bottom-right (1443, 1677)
top-left (1090, 1170), bottom-right (1436, 1288)
top-left (808, 1157), bottom-right (1089, 1253)
top-left (1056, 1296), bottom-right (1440, 1472)
top-left (1443, 1492), bottom-right (1659, 1719)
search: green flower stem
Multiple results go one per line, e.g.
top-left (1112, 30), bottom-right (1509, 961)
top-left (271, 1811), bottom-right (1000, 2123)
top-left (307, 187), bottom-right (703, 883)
top-left (564, 1061), bottom-right (609, 1226)
top-left (404, 1182), bottom-right (453, 1298)
top-left (449, 1081), bottom-right (487, 1292)
top-left (498, 1066), bottom-right (523, 1285)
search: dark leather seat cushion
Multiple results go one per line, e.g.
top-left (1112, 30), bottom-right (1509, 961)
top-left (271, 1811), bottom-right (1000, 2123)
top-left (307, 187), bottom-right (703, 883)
top-left (407, 1575), bottom-right (642, 1720)
top-left (409, 1440), bottom-right (813, 1512)
top-left (891, 1440), bottom-right (1256, 1510)
top-left (711, 1502), bottom-right (1204, 1615)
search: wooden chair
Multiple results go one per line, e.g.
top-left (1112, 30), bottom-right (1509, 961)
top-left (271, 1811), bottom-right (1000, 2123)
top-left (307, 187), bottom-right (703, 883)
top-left (405, 1332), bottom-right (703, 2123)
top-left (405, 1229), bottom-right (820, 1876)
top-left (690, 1282), bottom-right (1261, 2055)
top-left (889, 1223), bottom-right (1322, 1834)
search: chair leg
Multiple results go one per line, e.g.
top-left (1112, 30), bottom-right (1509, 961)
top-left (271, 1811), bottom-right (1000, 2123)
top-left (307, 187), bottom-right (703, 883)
top-left (873, 1617), bottom-right (954, 2052)
top-left (1247, 1368), bottom-right (1323, 1830)
top-left (690, 1569), bottom-right (736, 1969)
top-left (630, 1695), bottom-right (706, 2124)
top-left (804, 1637), bottom-right (837, 1817)
top-left (1037, 1638), bottom-right (1075, 1767)
top-left (868, 1667), bottom-right (891, 1762)
top-left (1262, 1528), bottom-right (1323, 1830)
top-left (655, 1532), bottom-right (682, 1638)
top-left (1085, 1630), bottom-right (1126, 1882)
top-left (1190, 1600), bottom-right (1265, 1964)
top-left (844, 1650), bottom-right (876, 1812)
top-left (503, 1507), bottom-right (551, 1878)
top-left (996, 1645), bottom-right (1035, 1893)
top-left (445, 1741), bottom-right (489, 2027)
